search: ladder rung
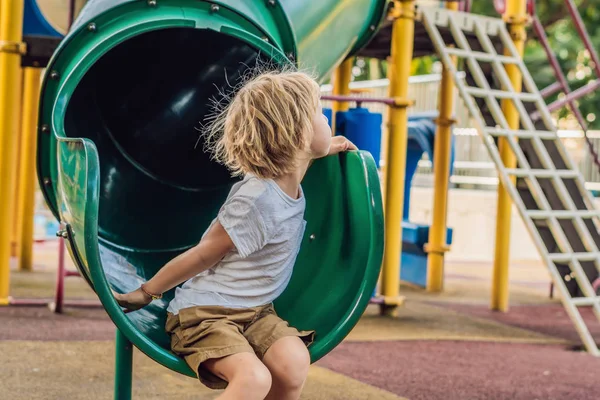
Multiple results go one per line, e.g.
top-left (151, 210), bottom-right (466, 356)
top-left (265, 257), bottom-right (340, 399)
top-left (526, 210), bottom-right (600, 219)
top-left (548, 252), bottom-right (600, 262)
top-left (445, 48), bottom-right (519, 64)
top-left (484, 128), bottom-right (557, 139)
top-left (552, 170), bottom-right (580, 178)
top-left (533, 219), bottom-right (550, 228)
top-left (464, 86), bottom-right (539, 101)
top-left (505, 169), bottom-right (580, 178)
top-left (571, 297), bottom-right (600, 306)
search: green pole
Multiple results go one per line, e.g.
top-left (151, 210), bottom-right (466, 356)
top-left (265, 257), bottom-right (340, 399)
top-left (114, 329), bottom-right (133, 400)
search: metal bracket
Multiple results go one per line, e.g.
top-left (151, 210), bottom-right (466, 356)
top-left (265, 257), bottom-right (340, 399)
top-left (502, 14), bottom-right (532, 41)
top-left (433, 117), bottom-right (457, 127)
top-left (56, 229), bottom-right (69, 239)
top-left (22, 36), bottom-right (62, 68)
top-left (384, 295), bottom-right (405, 307)
top-left (387, 0), bottom-right (417, 21)
top-left (504, 14), bottom-right (530, 41)
top-left (503, 14), bottom-right (531, 25)
top-left (423, 243), bottom-right (451, 255)
top-left (392, 97), bottom-right (415, 108)
top-left (0, 40), bottom-right (26, 55)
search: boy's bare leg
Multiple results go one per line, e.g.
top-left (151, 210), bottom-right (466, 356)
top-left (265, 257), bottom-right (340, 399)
top-left (204, 353), bottom-right (272, 400)
top-left (262, 336), bottom-right (311, 400)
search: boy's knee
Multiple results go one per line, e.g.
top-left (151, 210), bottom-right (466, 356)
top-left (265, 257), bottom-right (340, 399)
top-left (233, 363), bottom-right (272, 396)
top-left (272, 344), bottom-right (310, 390)
top-left (251, 364), bottom-right (273, 394)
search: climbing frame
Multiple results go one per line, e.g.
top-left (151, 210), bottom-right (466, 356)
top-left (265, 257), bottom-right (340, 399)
top-left (421, 8), bottom-right (600, 355)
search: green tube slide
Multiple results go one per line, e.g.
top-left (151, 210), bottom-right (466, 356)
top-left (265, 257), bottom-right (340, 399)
top-left (38, 0), bottom-right (386, 376)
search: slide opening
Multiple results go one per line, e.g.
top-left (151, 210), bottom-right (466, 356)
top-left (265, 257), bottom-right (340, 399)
top-left (65, 27), bottom-right (262, 190)
top-left (62, 27), bottom-right (286, 251)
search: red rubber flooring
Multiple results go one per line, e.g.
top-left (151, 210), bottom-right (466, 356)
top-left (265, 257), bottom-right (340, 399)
top-left (5, 305), bottom-right (600, 399)
top-left (0, 306), bottom-right (114, 341)
top-left (319, 341), bottom-right (600, 400)
top-left (436, 303), bottom-right (600, 346)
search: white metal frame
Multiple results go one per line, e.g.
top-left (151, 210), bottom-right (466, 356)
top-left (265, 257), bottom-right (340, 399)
top-left (421, 8), bottom-right (600, 355)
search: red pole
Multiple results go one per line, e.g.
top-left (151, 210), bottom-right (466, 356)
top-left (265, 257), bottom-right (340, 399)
top-left (459, 0), bottom-right (472, 13)
top-left (546, 80), bottom-right (600, 114)
top-left (52, 237), bottom-right (66, 313)
top-left (540, 81), bottom-right (562, 99)
top-left (564, 0), bottom-right (600, 78)
top-left (321, 94), bottom-right (397, 105)
top-left (531, 15), bottom-right (589, 130)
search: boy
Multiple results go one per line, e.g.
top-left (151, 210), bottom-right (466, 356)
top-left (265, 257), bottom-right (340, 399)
top-left (115, 70), bottom-right (356, 400)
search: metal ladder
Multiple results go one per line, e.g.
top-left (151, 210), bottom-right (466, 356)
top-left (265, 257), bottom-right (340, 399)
top-left (421, 8), bottom-right (600, 355)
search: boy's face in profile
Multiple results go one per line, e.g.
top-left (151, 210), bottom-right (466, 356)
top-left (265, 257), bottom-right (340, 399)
top-left (309, 103), bottom-right (333, 158)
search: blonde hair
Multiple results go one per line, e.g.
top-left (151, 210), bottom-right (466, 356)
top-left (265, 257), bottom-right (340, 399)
top-left (205, 70), bottom-right (321, 179)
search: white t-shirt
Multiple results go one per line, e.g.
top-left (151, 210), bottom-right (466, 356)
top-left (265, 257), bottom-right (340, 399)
top-left (167, 175), bottom-right (306, 314)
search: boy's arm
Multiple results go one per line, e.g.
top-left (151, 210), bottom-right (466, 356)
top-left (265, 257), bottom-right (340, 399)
top-left (113, 221), bottom-right (235, 311)
top-left (144, 221), bottom-right (234, 294)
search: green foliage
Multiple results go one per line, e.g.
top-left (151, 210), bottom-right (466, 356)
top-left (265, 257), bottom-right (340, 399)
top-left (411, 57), bottom-right (436, 75)
top-left (352, 1), bottom-right (600, 128)
top-left (471, 0), bottom-right (600, 128)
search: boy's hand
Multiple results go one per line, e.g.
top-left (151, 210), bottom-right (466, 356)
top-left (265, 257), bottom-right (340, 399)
top-left (113, 288), bottom-right (152, 313)
top-left (328, 136), bottom-right (357, 156)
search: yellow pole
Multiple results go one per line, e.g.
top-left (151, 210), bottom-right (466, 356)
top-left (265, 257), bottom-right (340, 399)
top-left (331, 58), bottom-right (353, 133)
top-left (369, 58), bottom-right (381, 80)
top-left (491, 0), bottom-right (527, 312)
top-left (332, 58), bottom-right (353, 113)
top-left (0, 0), bottom-right (25, 305)
top-left (380, 0), bottom-right (415, 316)
top-left (10, 69), bottom-right (24, 258)
top-left (425, 1), bottom-right (459, 292)
top-left (16, 68), bottom-right (42, 272)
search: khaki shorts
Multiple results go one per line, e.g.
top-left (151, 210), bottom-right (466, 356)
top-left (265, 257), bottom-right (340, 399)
top-left (165, 303), bottom-right (314, 389)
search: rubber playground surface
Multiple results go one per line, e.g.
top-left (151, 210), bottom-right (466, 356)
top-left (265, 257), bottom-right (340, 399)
top-left (2, 241), bottom-right (600, 400)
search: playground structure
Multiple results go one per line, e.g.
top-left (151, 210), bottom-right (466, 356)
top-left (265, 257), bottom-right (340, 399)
top-left (33, 0), bottom-right (386, 397)
top-left (417, 5), bottom-right (600, 356)
top-left (325, 2), bottom-right (600, 355)
top-left (0, 0), bottom-right (101, 313)
top-left (327, 102), bottom-right (455, 288)
top-left (1, 0), bottom-right (600, 399)
top-left (1, 0), bottom-right (455, 313)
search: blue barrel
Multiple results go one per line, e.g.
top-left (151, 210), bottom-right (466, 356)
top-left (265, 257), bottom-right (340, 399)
top-left (336, 108), bottom-right (383, 167)
top-left (24, 0), bottom-right (64, 37)
top-left (399, 113), bottom-right (456, 288)
top-left (323, 107), bottom-right (333, 129)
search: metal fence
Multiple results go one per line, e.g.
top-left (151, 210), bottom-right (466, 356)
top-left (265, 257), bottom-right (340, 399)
top-left (321, 75), bottom-right (600, 192)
